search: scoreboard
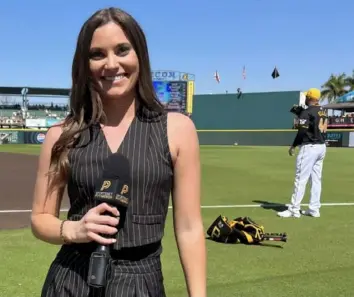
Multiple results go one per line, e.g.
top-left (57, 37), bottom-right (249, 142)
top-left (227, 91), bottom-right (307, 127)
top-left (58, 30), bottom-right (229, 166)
top-left (153, 81), bottom-right (187, 112)
top-left (152, 71), bottom-right (195, 114)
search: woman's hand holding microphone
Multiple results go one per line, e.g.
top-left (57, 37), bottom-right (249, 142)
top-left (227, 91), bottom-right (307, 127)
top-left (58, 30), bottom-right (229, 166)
top-left (62, 203), bottom-right (120, 245)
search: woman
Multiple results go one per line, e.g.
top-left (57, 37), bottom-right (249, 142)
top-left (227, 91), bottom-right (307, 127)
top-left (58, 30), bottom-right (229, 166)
top-left (31, 7), bottom-right (206, 297)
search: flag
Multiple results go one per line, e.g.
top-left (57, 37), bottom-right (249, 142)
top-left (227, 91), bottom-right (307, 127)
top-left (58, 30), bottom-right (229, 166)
top-left (214, 70), bottom-right (220, 83)
top-left (242, 66), bottom-right (246, 80)
top-left (271, 67), bottom-right (280, 79)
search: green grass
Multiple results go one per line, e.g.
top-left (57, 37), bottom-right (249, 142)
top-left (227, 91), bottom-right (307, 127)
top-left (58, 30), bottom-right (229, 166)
top-left (0, 144), bottom-right (42, 155)
top-left (0, 144), bottom-right (354, 297)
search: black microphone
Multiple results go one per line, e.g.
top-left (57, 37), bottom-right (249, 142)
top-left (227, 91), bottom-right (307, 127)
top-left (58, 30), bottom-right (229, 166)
top-left (87, 153), bottom-right (131, 288)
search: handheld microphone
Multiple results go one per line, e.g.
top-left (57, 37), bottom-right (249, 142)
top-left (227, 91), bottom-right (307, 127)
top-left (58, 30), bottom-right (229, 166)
top-left (87, 153), bottom-right (131, 288)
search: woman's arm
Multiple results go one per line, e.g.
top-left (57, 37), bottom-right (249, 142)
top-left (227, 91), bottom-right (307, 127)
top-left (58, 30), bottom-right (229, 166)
top-left (168, 112), bottom-right (207, 297)
top-left (31, 126), bottom-right (120, 246)
top-left (31, 126), bottom-right (119, 245)
top-left (30, 125), bottom-right (70, 244)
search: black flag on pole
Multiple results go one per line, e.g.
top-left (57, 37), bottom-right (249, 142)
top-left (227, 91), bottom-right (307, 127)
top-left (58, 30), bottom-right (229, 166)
top-left (271, 67), bottom-right (280, 79)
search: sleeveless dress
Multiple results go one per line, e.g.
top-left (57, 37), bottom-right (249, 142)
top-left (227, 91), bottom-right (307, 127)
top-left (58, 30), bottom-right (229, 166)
top-left (41, 106), bottom-right (174, 297)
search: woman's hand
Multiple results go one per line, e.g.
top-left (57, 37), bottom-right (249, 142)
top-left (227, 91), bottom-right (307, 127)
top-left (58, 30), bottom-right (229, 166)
top-left (64, 203), bottom-right (120, 244)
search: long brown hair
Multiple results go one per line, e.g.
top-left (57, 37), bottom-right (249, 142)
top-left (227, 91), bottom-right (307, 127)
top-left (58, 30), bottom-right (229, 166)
top-left (47, 7), bottom-right (163, 195)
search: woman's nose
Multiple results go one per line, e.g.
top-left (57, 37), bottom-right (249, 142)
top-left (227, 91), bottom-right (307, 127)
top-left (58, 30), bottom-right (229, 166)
top-left (105, 54), bottom-right (119, 70)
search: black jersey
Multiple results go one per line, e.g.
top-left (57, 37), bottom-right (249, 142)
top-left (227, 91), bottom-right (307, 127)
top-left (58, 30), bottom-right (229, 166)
top-left (292, 104), bottom-right (328, 147)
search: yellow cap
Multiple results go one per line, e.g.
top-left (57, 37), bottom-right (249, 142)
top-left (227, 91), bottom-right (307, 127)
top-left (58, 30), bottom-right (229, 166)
top-left (303, 88), bottom-right (321, 100)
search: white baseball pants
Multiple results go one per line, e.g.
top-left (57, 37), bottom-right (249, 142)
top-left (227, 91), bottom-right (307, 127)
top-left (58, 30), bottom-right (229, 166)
top-left (288, 143), bottom-right (327, 213)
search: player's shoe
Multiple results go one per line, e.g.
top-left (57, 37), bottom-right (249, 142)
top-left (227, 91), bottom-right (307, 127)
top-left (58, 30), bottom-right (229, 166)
top-left (300, 209), bottom-right (320, 218)
top-left (277, 209), bottom-right (301, 218)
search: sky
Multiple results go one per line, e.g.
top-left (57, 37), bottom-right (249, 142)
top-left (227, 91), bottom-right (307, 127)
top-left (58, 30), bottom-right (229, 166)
top-left (0, 0), bottom-right (353, 104)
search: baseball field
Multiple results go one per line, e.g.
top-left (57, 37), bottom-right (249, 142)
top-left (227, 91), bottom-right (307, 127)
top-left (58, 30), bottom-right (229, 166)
top-left (0, 144), bottom-right (353, 297)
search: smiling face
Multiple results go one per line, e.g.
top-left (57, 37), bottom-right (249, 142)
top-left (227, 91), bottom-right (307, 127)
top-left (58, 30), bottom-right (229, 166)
top-left (89, 22), bottom-right (139, 101)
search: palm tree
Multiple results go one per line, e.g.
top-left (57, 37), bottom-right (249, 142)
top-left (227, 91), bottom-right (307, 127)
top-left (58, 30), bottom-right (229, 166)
top-left (320, 73), bottom-right (348, 103)
top-left (345, 70), bottom-right (354, 92)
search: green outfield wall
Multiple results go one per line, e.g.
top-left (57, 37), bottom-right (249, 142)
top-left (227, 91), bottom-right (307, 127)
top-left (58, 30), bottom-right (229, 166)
top-left (0, 129), bottom-right (352, 148)
top-left (191, 91), bottom-right (300, 130)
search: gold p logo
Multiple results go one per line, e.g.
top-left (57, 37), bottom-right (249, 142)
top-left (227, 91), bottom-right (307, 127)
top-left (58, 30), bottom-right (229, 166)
top-left (120, 184), bottom-right (129, 195)
top-left (100, 180), bottom-right (111, 191)
top-left (210, 226), bottom-right (221, 238)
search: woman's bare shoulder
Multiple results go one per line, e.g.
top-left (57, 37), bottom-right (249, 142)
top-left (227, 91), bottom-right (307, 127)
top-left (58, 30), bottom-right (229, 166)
top-left (44, 121), bottom-right (64, 145)
top-left (166, 112), bottom-right (198, 162)
top-left (167, 112), bottom-right (196, 134)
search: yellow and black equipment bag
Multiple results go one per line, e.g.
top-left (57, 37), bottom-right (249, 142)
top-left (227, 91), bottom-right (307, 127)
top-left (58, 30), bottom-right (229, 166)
top-left (207, 215), bottom-right (287, 245)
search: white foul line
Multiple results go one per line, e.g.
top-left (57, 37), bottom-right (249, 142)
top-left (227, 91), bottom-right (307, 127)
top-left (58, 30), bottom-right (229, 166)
top-left (195, 202), bottom-right (354, 208)
top-left (1, 202), bottom-right (354, 214)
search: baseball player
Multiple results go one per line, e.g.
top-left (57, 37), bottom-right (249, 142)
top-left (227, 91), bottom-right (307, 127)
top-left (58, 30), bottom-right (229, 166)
top-left (278, 88), bottom-right (327, 218)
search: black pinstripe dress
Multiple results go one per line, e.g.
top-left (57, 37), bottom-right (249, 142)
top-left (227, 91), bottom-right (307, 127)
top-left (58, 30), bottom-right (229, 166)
top-left (41, 106), bottom-right (174, 297)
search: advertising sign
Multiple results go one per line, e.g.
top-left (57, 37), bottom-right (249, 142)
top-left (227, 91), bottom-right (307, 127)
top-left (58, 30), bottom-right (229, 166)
top-left (0, 130), bottom-right (20, 144)
top-left (349, 132), bottom-right (354, 147)
top-left (23, 131), bottom-right (47, 144)
top-left (151, 71), bottom-right (195, 82)
top-left (46, 118), bottom-right (61, 127)
top-left (25, 118), bottom-right (46, 128)
top-left (325, 132), bottom-right (343, 147)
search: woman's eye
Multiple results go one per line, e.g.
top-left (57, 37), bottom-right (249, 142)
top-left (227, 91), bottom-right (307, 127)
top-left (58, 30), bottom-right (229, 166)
top-left (116, 45), bottom-right (130, 56)
top-left (89, 51), bottom-right (105, 60)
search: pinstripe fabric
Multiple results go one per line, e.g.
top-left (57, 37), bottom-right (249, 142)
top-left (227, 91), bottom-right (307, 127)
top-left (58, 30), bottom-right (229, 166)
top-left (41, 106), bottom-right (173, 297)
